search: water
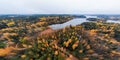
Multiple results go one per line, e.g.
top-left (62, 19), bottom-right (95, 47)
top-left (50, 18), bottom-right (120, 30)
top-left (107, 20), bottom-right (120, 24)
top-left (50, 18), bottom-right (89, 30)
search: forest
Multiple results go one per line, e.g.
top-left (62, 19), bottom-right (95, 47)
top-left (0, 15), bottom-right (120, 60)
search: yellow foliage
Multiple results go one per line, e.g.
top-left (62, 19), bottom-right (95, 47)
top-left (76, 40), bottom-right (79, 44)
top-left (45, 43), bottom-right (49, 47)
top-left (39, 17), bottom-right (47, 21)
top-left (105, 34), bottom-right (109, 37)
top-left (54, 51), bottom-right (58, 55)
top-left (36, 22), bottom-right (47, 26)
top-left (7, 21), bottom-right (15, 27)
top-left (89, 30), bottom-right (96, 36)
top-left (83, 57), bottom-right (89, 60)
top-left (1, 28), bottom-right (14, 32)
top-left (3, 33), bottom-right (10, 37)
top-left (2, 20), bottom-right (9, 23)
top-left (66, 58), bottom-right (72, 60)
top-left (41, 48), bottom-right (45, 51)
top-left (64, 42), bottom-right (69, 47)
top-left (72, 44), bottom-right (78, 50)
top-left (22, 44), bottom-right (28, 48)
top-left (111, 51), bottom-right (120, 55)
top-left (3, 33), bottom-right (18, 37)
top-left (30, 59), bottom-right (33, 60)
top-left (21, 54), bottom-right (26, 58)
top-left (0, 47), bottom-right (14, 56)
top-left (52, 45), bottom-right (55, 49)
top-left (79, 50), bottom-right (83, 53)
top-left (87, 49), bottom-right (94, 54)
top-left (2, 33), bottom-right (18, 41)
top-left (81, 40), bottom-right (86, 44)
top-left (68, 39), bottom-right (72, 43)
top-left (86, 45), bottom-right (91, 49)
top-left (90, 29), bottom-right (97, 33)
top-left (28, 51), bottom-right (32, 55)
top-left (23, 37), bottom-right (28, 40)
top-left (72, 41), bottom-right (79, 50)
top-left (54, 44), bottom-right (58, 49)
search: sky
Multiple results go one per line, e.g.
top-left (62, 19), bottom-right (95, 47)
top-left (0, 0), bottom-right (120, 14)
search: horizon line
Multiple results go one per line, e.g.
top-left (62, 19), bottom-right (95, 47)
top-left (0, 14), bottom-right (120, 15)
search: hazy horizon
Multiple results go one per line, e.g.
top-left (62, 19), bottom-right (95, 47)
top-left (0, 0), bottom-right (120, 14)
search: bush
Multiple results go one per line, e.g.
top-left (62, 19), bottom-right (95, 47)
top-left (0, 42), bottom-right (6, 48)
top-left (81, 22), bottom-right (98, 30)
top-left (114, 30), bottom-right (120, 41)
top-left (114, 26), bottom-right (120, 41)
top-left (0, 22), bottom-right (8, 29)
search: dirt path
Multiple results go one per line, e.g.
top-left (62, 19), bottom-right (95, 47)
top-left (39, 28), bottom-right (55, 36)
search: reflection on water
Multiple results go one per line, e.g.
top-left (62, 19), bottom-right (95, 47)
top-left (50, 18), bottom-right (120, 30)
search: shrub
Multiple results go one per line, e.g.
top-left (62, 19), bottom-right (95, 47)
top-left (0, 42), bottom-right (6, 48)
top-left (81, 22), bottom-right (98, 30)
top-left (0, 22), bottom-right (8, 29)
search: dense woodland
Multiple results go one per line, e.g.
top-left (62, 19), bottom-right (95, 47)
top-left (0, 15), bottom-right (120, 60)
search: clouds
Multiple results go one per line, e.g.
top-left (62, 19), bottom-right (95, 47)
top-left (0, 0), bottom-right (120, 14)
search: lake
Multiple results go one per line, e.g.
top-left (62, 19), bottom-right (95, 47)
top-left (50, 18), bottom-right (120, 30)
top-left (107, 20), bottom-right (120, 24)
